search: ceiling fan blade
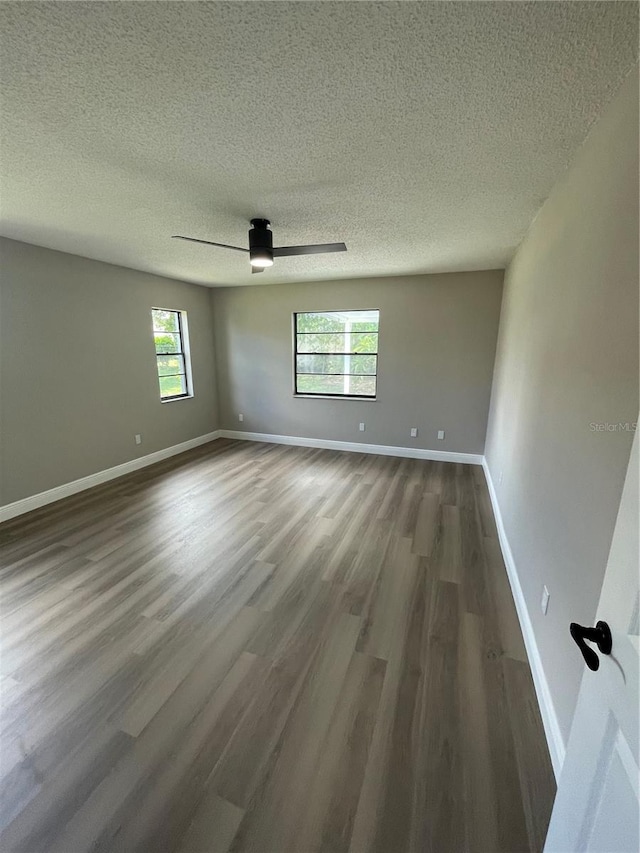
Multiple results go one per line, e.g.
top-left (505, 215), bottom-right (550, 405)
top-left (251, 266), bottom-right (264, 274)
top-left (172, 235), bottom-right (248, 253)
top-left (272, 242), bottom-right (347, 257)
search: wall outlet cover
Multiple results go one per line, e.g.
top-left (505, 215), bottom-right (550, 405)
top-left (359, 423), bottom-right (365, 432)
top-left (238, 413), bottom-right (244, 422)
top-left (437, 430), bottom-right (445, 440)
top-left (541, 585), bottom-right (550, 615)
top-left (135, 434), bottom-right (142, 445)
top-left (410, 428), bottom-right (418, 437)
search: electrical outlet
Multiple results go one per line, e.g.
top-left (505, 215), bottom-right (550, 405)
top-left (135, 434), bottom-right (142, 445)
top-left (359, 423), bottom-right (365, 432)
top-left (238, 413), bottom-right (244, 422)
top-left (541, 585), bottom-right (550, 616)
top-left (437, 430), bottom-right (445, 440)
top-left (410, 427), bottom-right (418, 438)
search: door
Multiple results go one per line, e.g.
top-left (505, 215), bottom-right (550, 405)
top-left (545, 427), bottom-right (639, 852)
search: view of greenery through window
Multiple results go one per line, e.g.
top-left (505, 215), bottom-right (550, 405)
top-left (295, 310), bottom-right (379, 397)
top-left (152, 308), bottom-right (188, 399)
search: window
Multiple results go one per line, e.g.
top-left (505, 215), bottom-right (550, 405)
top-left (294, 309), bottom-right (379, 398)
top-left (151, 308), bottom-right (192, 400)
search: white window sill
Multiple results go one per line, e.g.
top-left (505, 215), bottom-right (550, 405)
top-left (161, 394), bottom-right (194, 404)
top-left (294, 394), bottom-right (377, 402)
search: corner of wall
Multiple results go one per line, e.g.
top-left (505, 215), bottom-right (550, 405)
top-left (209, 287), bottom-right (223, 430)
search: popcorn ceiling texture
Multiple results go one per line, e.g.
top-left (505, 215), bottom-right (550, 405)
top-left (0, 1), bottom-right (637, 287)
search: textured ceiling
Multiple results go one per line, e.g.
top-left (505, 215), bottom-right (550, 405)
top-left (1, 2), bottom-right (637, 287)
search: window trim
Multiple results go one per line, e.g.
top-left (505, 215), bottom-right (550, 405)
top-left (292, 309), bottom-right (380, 400)
top-left (151, 307), bottom-right (194, 402)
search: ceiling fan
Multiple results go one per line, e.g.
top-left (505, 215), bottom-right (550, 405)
top-left (172, 218), bottom-right (347, 274)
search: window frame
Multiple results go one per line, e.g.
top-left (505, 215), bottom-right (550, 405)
top-left (151, 307), bottom-right (194, 402)
top-left (293, 309), bottom-right (380, 400)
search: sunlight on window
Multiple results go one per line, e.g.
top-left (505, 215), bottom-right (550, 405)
top-left (294, 310), bottom-right (379, 398)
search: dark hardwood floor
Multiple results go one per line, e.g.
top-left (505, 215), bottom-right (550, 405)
top-left (0, 438), bottom-right (555, 852)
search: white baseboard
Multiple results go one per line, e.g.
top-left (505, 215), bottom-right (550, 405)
top-left (0, 430), bottom-right (222, 523)
top-left (218, 429), bottom-right (484, 465)
top-left (482, 458), bottom-right (566, 779)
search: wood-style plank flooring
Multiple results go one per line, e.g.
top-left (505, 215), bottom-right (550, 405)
top-left (0, 438), bottom-right (555, 852)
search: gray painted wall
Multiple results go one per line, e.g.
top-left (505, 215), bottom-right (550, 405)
top-left (484, 70), bottom-right (639, 745)
top-left (0, 238), bottom-right (218, 505)
top-left (211, 271), bottom-right (503, 455)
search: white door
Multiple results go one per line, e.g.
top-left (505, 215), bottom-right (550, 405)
top-left (545, 427), bottom-right (639, 852)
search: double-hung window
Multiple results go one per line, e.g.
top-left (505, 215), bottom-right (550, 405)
top-left (294, 310), bottom-right (379, 398)
top-left (152, 308), bottom-right (191, 400)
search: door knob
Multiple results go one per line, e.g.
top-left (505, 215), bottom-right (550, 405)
top-left (570, 621), bottom-right (612, 671)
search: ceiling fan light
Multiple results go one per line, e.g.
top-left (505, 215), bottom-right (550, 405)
top-left (250, 249), bottom-right (274, 268)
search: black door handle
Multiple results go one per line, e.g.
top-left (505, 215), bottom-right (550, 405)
top-left (570, 621), bottom-right (612, 671)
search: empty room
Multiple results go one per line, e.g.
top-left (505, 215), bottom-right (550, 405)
top-left (0, 2), bottom-right (638, 852)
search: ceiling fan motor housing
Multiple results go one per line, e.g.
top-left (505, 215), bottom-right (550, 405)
top-left (249, 219), bottom-right (273, 265)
